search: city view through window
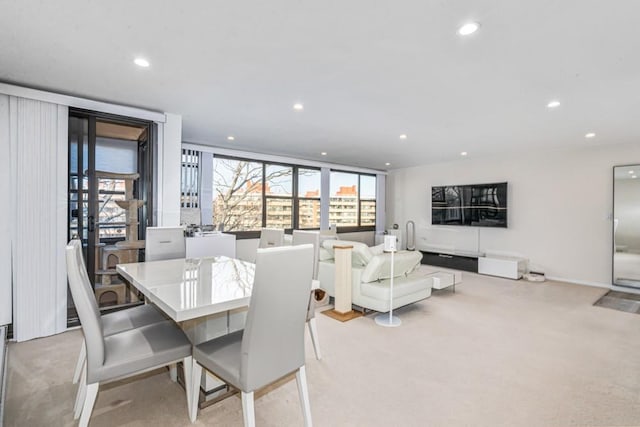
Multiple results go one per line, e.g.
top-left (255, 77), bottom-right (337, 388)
top-left (210, 157), bottom-right (376, 232)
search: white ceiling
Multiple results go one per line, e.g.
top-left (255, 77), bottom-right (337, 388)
top-left (1, 0), bottom-right (639, 170)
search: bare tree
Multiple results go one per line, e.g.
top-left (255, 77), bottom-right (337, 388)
top-left (212, 160), bottom-right (314, 231)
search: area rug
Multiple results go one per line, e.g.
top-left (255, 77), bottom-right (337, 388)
top-left (594, 290), bottom-right (640, 314)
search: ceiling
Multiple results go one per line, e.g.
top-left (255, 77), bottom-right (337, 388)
top-left (1, 0), bottom-right (639, 170)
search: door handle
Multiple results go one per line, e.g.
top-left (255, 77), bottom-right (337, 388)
top-left (438, 254), bottom-right (453, 259)
top-left (88, 215), bottom-right (95, 233)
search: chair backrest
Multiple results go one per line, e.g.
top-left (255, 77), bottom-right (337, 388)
top-left (258, 228), bottom-right (284, 249)
top-left (240, 245), bottom-right (314, 391)
top-left (66, 239), bottom-right (105, 378)
top-left (145, 227), bottom-right (186, 261)
top-left (292, 230), bottom-right (320, 279)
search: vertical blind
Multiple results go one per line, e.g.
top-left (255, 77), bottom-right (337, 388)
top-left (9, 96), bottom-right (68, 341)
top-left (0, 95), bottom-right (10, 326)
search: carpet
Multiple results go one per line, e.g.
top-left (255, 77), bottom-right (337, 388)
top-left (594, 290), bottom-right (640, 314)
top-left (4, 274), bottom-right (640, 426)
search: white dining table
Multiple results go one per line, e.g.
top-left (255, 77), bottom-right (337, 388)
top-left (117, 255), bottom-right (255, 323)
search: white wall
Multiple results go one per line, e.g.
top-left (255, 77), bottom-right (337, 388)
top-left (387, 143), bottom-right (640, 286)
top-left (235, 230), bottom-right (376, 262)
top-left (159, 113), bottom-right (182, 226)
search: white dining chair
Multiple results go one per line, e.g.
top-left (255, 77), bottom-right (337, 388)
top-left (70, 239), bottom-right (168, 391)
top-left (66, 239), bottom-right (193, 427)
top-left (145, 226), bottom-right (186, 261)
top-left (258, 228), bottom-right (284, 248)
top-left (188, 245), bottom-right (315, 426)
top-left (292, 230), bottom-right (322, 360)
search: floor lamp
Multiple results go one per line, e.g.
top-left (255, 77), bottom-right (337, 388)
top-left (375, 235), bottom-right (401, 327)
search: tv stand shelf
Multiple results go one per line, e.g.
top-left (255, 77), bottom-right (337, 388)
top-left (420, 250), bottom-right (481, 273)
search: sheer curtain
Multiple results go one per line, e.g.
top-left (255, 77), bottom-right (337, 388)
top-left (8, 96), bottom-right (68, 341)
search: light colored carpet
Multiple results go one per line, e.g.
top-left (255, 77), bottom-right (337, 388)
top-left (4, 273), bottom-right (640, 427)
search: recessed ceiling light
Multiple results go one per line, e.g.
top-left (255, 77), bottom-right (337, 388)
top-left (227, 136), bottom-right (235, 141)
top-left (460, 151), bottom-right (468, 156)
top-left (293, 103), bottom-right (304, 111)
top-left (385, 162), bottom-right (391, 166)
top-left (633, 175), bottom-right (638, 179)
top-left (458, 22), bottom-right (480, 36)
top-left (585, 132), bottom-right (596, 138)
top-left (547, 100), bottom-right (561, 108)
top-left (399, 134), bottom-right (408, 140)
top-left (628, 170), bottom-right (635, 174)
top-left (134, 58), bottom-right (150, 68)
top-left (321, 152), bottom-right (327, 156)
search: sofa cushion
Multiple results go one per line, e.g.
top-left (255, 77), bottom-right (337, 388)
top-left (318, 247), bottom-right (333, 261)
top-left (322, 240), bottom-right (373, 266)
top-left (370, 244), bottom-right (385, 256)
top-left (360, 250), bottom-right (422, 283)
top-left (361, 273), bottom-right (431, 300)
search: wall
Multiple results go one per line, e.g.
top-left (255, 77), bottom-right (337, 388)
top-left (387, 143), bottom-right (640, 287)
top-left (235, 230), bottom-right (376, 262)
top-left (159, 113), bottom-right (182, 226)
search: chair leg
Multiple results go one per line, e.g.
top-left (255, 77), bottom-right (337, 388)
top-left (241, 391), bottom-right (255, 427)
top-left (182, 356), bottom-right (193, 415)
top-left (78, 383), bottom-right (99, 427)
top-left (189, 360), bottom-right (203, 423)
top-left (72, 339), bottom-right (85, 384)
top-left (169, 363), bottom-right (178, 382)
top-left (74, 366), bottom-right (87, 419)
top-left (307, 318), bottom-right (322, 360)
top-left (296, 366), bottom-right (313, 427)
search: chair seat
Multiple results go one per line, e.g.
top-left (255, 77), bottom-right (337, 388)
top-left (91, 321), bottom-right (191, 383)
top-left (193, 330), bottom-right (243, 390)
top-left (102, 304), bottom-right (167, 336)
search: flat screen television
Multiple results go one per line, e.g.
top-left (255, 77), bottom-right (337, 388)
top-left (432, 182), bottom-right (508, 228)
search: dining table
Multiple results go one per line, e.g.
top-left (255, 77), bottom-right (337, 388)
top-left (117, 255), bottom-right (255, 405)
top-left (116, 254), bottom-right (319, 406)
top-left (117, 255), bottom-right (255, 323)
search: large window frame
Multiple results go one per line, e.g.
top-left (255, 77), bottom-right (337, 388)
top-left (329, 170), bottom-right (377, 233)
top-left (212, 154), bottom-right (323, 238)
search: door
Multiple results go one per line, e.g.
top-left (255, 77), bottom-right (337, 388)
top-left (67, 110), bottom-right (155, 324)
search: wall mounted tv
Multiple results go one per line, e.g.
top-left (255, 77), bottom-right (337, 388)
top-left (431, 182), bottom-right (508, 228)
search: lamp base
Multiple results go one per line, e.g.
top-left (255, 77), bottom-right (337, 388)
top-left (375, 313), bottom-right (402, 327)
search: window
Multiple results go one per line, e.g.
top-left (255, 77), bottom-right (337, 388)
top-left (360, 175), bottom-right (376, 227)
top-left (213, 157), bottom-right (263, 232)
top-left (182, 149), bottom-right (379, 237)
top-left (265, 164), bottom-right (293, 228)
top-left (181, 149), bottom-right (199, 208)
top-left (329, 171), bottom-right (376, 230)
top-left (298, 169), bottom-right (321, 229)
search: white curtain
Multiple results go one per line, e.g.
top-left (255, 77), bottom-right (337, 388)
top-left (9, 96), bottom-right (68, 341)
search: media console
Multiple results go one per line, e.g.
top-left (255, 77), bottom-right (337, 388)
top-left (419, 250), bottom-right (482, 273)
top-left (420, 250), bottom-right (529, 279)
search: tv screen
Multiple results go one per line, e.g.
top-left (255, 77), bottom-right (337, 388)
top-left (432, 182), bottom-right (508, 227)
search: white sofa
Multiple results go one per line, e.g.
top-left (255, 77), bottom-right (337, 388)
top-left (318, 240), bottom-right (432, 313)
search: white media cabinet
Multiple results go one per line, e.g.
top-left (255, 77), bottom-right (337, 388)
top-left (478, 255), bottom-right (528, 280)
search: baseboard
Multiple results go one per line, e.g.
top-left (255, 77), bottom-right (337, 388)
top-left (545, 276), bottom-right (610, 289)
